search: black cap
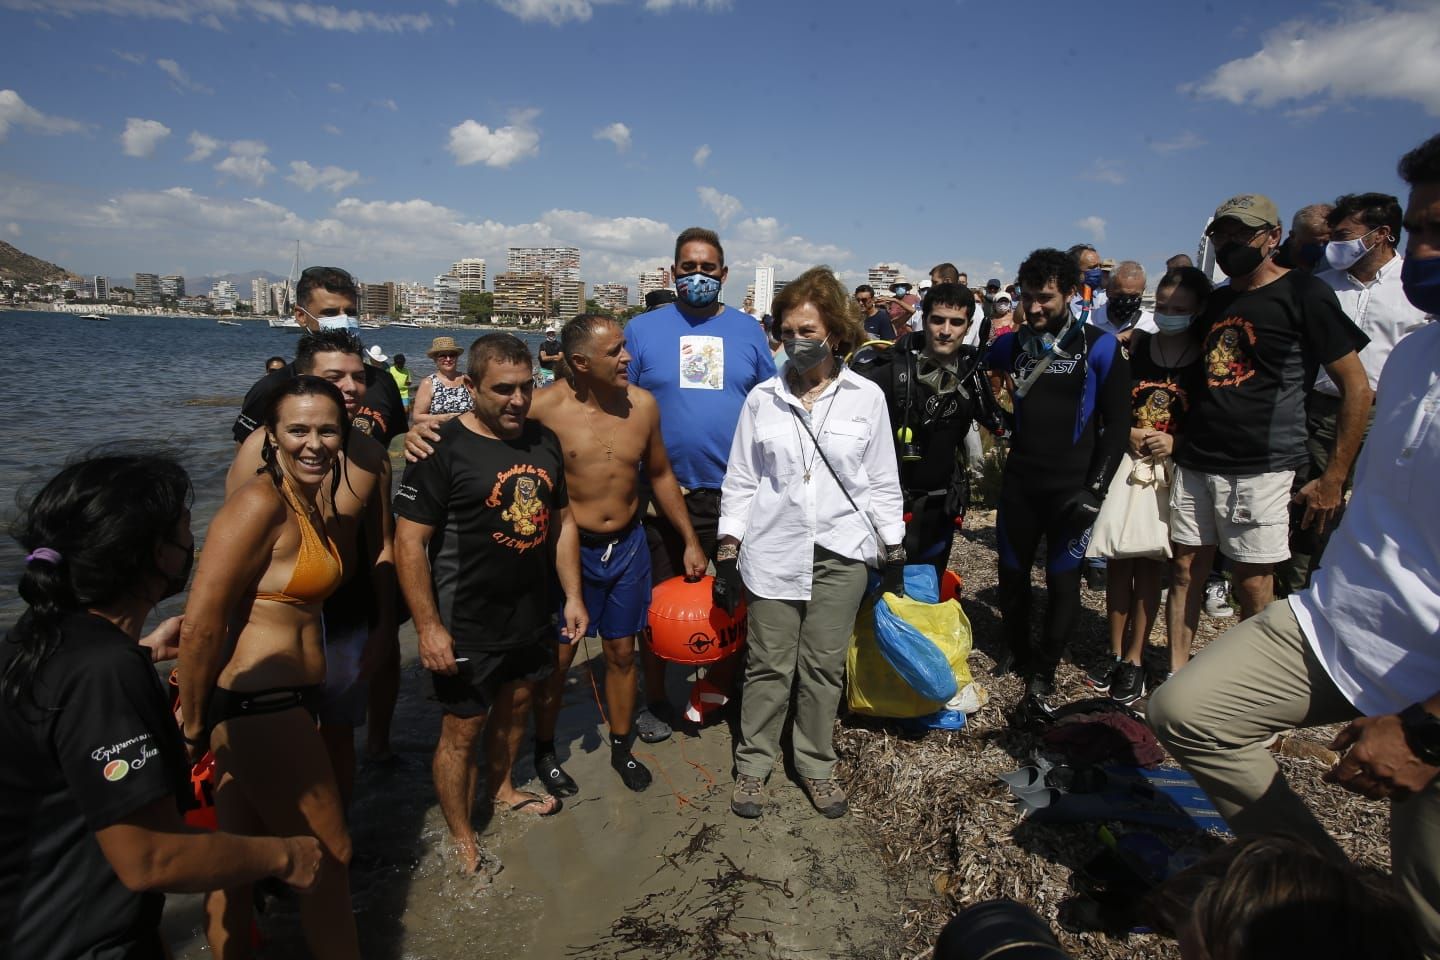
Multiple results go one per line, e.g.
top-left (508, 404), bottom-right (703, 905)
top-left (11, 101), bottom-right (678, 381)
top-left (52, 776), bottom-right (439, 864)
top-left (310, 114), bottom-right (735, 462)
top-left (986, 278), bottom-right (1001, 289)
top-left (645, 289), bottom-right (677, 309)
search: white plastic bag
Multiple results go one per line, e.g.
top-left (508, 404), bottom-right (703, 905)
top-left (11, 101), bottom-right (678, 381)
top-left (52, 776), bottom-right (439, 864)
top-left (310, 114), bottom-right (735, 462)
top-left (1085, 453), bottom-right (1173, 560)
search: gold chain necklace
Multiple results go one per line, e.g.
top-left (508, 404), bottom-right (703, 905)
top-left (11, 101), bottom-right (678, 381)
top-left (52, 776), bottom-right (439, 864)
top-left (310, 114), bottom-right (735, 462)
top-left (584, 401), bottom-right (620, 460)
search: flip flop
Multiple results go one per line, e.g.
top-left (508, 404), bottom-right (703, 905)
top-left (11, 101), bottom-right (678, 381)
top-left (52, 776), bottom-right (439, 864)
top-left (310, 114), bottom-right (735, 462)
top-left (506, 792), bottom-right (562, 817)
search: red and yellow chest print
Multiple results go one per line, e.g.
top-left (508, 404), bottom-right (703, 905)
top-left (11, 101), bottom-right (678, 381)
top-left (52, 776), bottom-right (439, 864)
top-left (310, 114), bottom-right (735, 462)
top-left (485, 463), bottom-right (555, 552)
top-left (1204, 316), bottom-right (1258, 388)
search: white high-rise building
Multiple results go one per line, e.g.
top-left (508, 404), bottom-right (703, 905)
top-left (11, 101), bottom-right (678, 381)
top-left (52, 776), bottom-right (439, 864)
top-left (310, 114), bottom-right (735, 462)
top-left (868, 263), bottom-right (903, 291)
top-left (637, 267), bottom-right (672, 305)
top-left (752, 266), bottom-right (775, 317)
top-left (591, 282), bottom-right (629, 314)
top-left (251, 278), bottom-right (270, 314)
top-left (211, 280), bottom-right (238, 311)
top-left (508, 247), bottom-right (580, 318)
top-left (451, 258), bottom-right (487, 292)
top-left (434, 275), bottom-right (461, 321)
top-left (94, 275), bottom-right (109, 301)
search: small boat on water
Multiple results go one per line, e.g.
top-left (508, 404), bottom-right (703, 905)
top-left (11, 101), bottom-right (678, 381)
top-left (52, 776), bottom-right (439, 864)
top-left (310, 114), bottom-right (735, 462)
top-left (389, 321), bottom-right (421, 328)
top-left (80, 313), bottom-right (110, 321)
top-left (217, 319), bottom-right (241, 326)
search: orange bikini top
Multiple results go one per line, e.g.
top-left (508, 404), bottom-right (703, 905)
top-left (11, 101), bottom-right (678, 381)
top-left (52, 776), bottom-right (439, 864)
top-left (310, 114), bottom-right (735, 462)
top-left (254, 478), bottom-right (343, 606)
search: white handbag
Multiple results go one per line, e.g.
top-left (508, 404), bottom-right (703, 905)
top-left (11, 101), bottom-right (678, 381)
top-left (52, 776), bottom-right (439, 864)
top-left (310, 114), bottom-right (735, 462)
top-left (1084, 453), bottom-right (1173, 560)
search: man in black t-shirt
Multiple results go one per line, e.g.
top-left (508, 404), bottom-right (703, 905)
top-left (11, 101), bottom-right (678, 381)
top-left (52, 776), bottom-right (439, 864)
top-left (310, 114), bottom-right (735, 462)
top-left (394, 333), bottom-right (586, 876)
top-left (537, 325), bottom-right (563, 372)
top-left (1171, 194), bottom-right (1371, 626)
top-left (231, 266), bottom-right (407, 447)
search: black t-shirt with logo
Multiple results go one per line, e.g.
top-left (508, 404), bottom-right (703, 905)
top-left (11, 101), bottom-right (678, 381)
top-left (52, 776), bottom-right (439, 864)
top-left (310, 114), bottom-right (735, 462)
top-left (1127, 331), bottom-right (1206, 437)
top-left (1177, 270), bottom-right (1367, 474)
top-left (232, 361), bottom-right (408, 447)
top-left (394, 418), bottom-right (568, 652)
top-left (0, 613), bottom-right (188, 960)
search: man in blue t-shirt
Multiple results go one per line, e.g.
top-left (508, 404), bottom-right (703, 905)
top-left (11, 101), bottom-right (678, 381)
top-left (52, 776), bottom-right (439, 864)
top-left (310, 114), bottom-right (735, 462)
top-left (625, 226), bottom-right (775, 741)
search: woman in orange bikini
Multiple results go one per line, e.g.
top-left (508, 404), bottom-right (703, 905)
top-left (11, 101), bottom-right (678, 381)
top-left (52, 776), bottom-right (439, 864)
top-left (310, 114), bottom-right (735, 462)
top-left (178, 376), bottom-right (358, 959)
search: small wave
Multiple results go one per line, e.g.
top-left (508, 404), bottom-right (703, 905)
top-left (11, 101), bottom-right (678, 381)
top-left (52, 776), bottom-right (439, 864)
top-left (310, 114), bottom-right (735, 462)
top-left (183, 396), bottom-right (244, 407)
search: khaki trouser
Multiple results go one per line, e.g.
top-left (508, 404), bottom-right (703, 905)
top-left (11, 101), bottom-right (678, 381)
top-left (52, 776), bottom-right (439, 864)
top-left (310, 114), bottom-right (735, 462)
top-left (1149, 601), bottom-right (1440, 958)
top-left (735, 548), bottom-right (867, 781)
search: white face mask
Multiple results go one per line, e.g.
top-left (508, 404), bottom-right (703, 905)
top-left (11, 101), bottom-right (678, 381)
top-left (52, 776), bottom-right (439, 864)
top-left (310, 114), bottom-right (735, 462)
top-left (300, 305), bottom-right (359, 331)
top-left (1324, 227), bottom-right (1383, 272)
top-left (1154, 312), bottom-right (1194, 335)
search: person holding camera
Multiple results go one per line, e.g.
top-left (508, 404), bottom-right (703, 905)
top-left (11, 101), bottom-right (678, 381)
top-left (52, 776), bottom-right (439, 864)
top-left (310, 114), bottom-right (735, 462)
top-left (715, 266), bottom-right (904, 821)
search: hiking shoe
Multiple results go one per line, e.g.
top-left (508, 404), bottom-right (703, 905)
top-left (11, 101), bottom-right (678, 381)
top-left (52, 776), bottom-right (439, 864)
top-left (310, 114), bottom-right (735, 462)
top-left (1203, 578), bottom-right (1235, 618)
top-left (1084, 656), bottom-right (1120, 693)
top-left (1109, 661), bottom-right (1146, 706)
top-left (801, 777), bottom-right (849, 819)
top-left (730, 773), bottom-right (765, 819)
top-left (635, 702), bottom-right (674, 744)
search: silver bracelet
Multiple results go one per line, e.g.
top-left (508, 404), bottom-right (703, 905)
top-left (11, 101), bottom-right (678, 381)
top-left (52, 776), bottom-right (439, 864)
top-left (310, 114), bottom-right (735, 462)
top-left (716, 544), bottom-right (739, 562)
top-left (884, 544), bottom-right (906, 564)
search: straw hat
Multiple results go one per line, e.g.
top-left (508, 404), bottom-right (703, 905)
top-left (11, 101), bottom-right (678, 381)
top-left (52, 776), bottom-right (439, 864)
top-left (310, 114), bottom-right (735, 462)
top-left (426, 336), bottom-right (462, 357)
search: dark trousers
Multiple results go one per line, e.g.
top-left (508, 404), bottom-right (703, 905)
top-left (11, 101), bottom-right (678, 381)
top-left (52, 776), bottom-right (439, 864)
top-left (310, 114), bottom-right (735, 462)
top-left (644, 487), bottom-right (720, 585)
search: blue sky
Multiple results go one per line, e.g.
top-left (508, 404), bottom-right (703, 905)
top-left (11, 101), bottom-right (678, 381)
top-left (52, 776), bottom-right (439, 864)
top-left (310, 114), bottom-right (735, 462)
top-left (0, 0), bottom-right (1436, 297)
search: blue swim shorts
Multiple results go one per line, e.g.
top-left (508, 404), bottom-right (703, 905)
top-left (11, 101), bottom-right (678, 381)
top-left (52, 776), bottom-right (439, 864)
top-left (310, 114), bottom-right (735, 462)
top-left (564, 520), bottom-right (652, 642)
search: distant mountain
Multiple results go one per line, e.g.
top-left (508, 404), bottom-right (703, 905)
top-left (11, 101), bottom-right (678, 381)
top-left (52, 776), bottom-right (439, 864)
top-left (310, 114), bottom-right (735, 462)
top-left (183, 269), bottom-right (287, 294)
top-left (0, 241), bottom-right (76, 285)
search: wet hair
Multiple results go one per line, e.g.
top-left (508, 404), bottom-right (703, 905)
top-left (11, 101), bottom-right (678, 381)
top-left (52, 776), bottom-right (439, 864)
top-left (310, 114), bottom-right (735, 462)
top-left (1399, 133), bottom-right (1440, 186)
top-left (391, 353), bottom-right (406, 367)
top-left (1328, 192), bottom-right (1402, 245)
top-left (466, 332), bottom-right (533, 382)
top-left (1018, 248), bottom-right (1082, 296)
top-left (265, 355), bottom-right (287, 371)
top-left (929, 262), bottom-right (961, 283)
top-left (295, 266), bottom-right (359, 312)
top-left (921, 282), bottom-right (976, 321)
top-left (1149, 835), bottom-right (1421, 960)
top-left (2, 449), bottom-right (193, 710)
top-left (1155, 266), bottom-right (1214, 312)
top-left (673, 226), bottom-right (724, 267)
top-left (854, 284), bottom-right (875, 296)
top-left (295, 328), bottom-right (364, 373)
top-left (771, 265), bottom-right (864, 358)
top-left (560, 313), bottom-right (617, 363)
top-left (257, 376), bottom-right (349, 502)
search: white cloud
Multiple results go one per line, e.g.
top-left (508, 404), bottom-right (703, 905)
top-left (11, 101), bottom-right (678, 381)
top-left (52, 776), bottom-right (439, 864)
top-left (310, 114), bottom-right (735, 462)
top-left (327, 81), bottom-right (345, 93)
top-left (447, 109), bottom-right (541, 168)
top-left (120, 117), bottom-right (171, 157)
top-left (1149, 130), bottom-right (1206, 154)
top-left (323, 123), bottom-right (343, 136)
top-left (0, 90), bottom-right (86, 142)
top-left (113, 49), bottom-right (146, 64)
top-left (373, 98), bottom-right (398, 112)
top-left (1187, 5), bottom-right (1440, 116)
top-left (1074, 215), bottom-right (1107, 244)
top-left (692, 143), bottom-right (711, 168)
top-left (185, 130), bottom-right (220, 161)
top-left (1, 0), bottom-right (432, 33)
top-left (4, 221), bottom-right (19, 238)
top-left (214, 140), bottom-right (275, 185)
top-left (156, 58), bottom-right (212, 94)
top-left (593, 121), bottom-right (631, 153)
top-left (696, 186), bottom-right (742, 227)
top-left (287, 160), bottom-right (361, 193)
top-left (493, 0), bottom-right (594, 24)
top-left (644, 0), bottom-right (731, 10)
top-left (1078, 158), bottom-right (1125, 185)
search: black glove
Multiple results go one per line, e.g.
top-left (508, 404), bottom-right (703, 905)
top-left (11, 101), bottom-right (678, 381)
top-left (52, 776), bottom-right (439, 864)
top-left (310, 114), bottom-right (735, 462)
top-left (880, 561), bottom-right (906, 598)
top-left (712, 556), bottom-right (742, 616)
top-left (1059, 487), bottom-right (1103, 532)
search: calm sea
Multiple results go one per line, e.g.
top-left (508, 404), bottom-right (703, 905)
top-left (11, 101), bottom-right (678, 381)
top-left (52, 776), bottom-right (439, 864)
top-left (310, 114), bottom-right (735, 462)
top-left (0, 309), bottom-right (543, 624)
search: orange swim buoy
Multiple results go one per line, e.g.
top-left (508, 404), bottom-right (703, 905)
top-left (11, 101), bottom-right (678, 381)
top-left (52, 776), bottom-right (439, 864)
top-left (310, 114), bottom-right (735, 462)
top-left (647, 575), bottom-right (746, 664)
top-left (941, 570), bottom-right (963, 603)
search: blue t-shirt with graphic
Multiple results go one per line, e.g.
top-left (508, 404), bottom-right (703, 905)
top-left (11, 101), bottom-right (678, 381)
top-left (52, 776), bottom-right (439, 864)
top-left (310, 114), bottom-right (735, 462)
top-left (626, 303), bottom-right (776, 489)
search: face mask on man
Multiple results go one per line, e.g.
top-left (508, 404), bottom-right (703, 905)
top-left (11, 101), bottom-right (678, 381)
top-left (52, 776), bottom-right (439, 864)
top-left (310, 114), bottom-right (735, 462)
top-left (1324, 227), bottom-right (1384, 272)
top-left (1154, 312), bottom-right (1194, 335)
top-left (1401, 255), bottom-right (1440, 316)
top-left (675, 272), bottom-right (721, 308)
top-left (1082, 267), bottom-right (1105, 291)
top-left (1215, 239), bottom-right (1269, 279)
top-left (1108, 293), bottom-right (1143, 328)
top-left (301, 305), bottom-right (359, 331)
top-left (783, 336), bottom-right (832, 374)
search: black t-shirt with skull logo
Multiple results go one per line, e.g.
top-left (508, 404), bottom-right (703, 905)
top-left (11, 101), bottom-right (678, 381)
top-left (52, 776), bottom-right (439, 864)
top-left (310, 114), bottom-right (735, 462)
top-left (394, 417), bottom-right (568, 652)
top-left (1176, 270), bottom-right (1366, 475)
top-left (1127, 330), bottom-right (1206, 437)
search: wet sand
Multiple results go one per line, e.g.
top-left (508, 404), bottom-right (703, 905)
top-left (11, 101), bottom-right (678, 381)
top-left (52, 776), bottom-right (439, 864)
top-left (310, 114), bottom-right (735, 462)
top-left (162, 626), bottom-right (906, 959)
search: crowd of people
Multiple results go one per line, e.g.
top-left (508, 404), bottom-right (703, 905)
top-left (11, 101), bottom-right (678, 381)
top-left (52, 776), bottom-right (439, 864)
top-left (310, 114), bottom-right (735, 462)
top-left (3, 130), bottom-right (1439, 959)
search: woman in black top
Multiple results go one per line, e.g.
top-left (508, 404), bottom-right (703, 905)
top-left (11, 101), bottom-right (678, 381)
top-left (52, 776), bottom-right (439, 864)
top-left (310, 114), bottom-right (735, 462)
top-left (0, 451), bottom-right (321, 960)
top-left (1089, 268), bottom-right (1212, 703)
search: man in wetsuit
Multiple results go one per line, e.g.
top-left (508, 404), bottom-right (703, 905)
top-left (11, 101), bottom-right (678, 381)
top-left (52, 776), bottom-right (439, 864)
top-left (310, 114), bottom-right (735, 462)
top-left (528, 315), bottom-right (706, 794)
top-left (226, 327), bottom-right (396, 801)
top-left (986, 248), bottom-right (1130, 723)
top-left (855, 282), bottom-right (1004, 578)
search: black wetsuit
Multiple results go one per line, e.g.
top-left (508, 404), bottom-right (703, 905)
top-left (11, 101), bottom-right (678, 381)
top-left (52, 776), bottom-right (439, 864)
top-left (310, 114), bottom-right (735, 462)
top-left (855, 332), bottom-right (1004, 578)
top-left (985, 323), bottom-right (1130, 686)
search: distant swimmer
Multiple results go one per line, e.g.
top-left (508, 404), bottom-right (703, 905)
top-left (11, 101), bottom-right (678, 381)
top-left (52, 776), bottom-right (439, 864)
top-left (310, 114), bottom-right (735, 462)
top-left (393, 334), bottom-right (586, 876)
top-left (406, 315), bottom-right (706, 793)
top-left (226, 327), bottom-right (397, 788)
top-left (179, 376), bottom-right (360, 958)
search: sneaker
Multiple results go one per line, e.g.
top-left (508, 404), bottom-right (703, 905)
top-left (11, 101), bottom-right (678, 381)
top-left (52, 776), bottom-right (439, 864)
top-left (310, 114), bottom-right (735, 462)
top-left (1084, 656), bottom-right (1120, 693)
top-left (801, 777), bottom-right (849, 819)
top-left (635, 702), bottom-right (674, 744)
top-left (1109, 661), bottom-right (1146, 706)
top-left (1203, 579), bottom-right (1235, 618)
top-left (730, 773), bottom-right (766, 819)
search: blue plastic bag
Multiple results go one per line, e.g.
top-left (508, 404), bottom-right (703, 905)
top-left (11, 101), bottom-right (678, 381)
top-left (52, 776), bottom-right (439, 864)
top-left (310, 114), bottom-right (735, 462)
top-left (873, 594), bottom-right (958, 703)
top-left (865, 564), bottom-right (940, 603)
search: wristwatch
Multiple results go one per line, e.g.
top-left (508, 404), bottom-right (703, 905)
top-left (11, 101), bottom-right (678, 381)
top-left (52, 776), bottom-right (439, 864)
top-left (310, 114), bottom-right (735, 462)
top-left (1399, 703), bottom-right (1440, 765)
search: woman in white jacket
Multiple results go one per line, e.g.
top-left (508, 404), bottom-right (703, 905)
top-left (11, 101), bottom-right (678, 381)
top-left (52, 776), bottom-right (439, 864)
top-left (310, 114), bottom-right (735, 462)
top-left (715, 265), bottom-right (905, 820)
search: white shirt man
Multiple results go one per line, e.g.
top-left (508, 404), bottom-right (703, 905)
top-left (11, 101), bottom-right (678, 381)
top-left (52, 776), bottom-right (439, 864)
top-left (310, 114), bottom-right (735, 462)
top-left (1312, 254), bottom-right (1429, 397)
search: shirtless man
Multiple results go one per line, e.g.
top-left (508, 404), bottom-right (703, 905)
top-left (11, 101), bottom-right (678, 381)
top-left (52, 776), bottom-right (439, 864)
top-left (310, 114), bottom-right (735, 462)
top-left (227, 327), bottom-right (395, 805)
top-left (407, 315), bottom-right (705, 793)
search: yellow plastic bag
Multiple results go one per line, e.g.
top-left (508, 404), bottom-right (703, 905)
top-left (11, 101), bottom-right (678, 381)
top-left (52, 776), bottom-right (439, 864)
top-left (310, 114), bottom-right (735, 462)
top-left (847, 594), bottom-right (973, 719)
